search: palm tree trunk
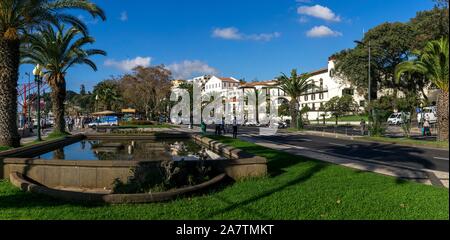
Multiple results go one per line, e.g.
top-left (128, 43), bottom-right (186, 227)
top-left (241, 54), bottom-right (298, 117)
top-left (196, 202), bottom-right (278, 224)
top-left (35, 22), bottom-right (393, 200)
top-left (289, 100), bottom-right (298, 128)
top-left (0, 38), bottom-right (21, 147)
top-left (51, 80), bottom-right (67, 133)
top-left (437, 90), bottom-right (449, 141)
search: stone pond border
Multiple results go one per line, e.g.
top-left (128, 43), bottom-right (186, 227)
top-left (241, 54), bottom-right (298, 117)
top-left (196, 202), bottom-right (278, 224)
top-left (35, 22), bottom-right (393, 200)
top-left (2, 132), bottom-right (267, 204)
top-left (10, 172), bottom-right (227, 204)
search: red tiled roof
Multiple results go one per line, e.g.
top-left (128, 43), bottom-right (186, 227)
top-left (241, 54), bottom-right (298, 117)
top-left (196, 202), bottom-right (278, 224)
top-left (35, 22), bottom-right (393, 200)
top-left (241, 80), bottom-right (277, 88)
top-left (308, 67), bottom-right (328, 76)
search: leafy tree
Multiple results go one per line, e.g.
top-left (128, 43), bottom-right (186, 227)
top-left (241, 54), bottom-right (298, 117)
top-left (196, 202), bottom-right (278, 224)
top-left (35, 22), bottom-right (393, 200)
top-left (396, 38), bottom-right (449, 141)
top-left (22, 24), bottom-right (106, 133)
top-left (324, 96), bottom-right (358, 125)
top-left (278, 100), bottom-right (290, 120)
top-left (120, 66), bottom-right (172, 120)
top-left (0, 0), bottom-right (105, 147)
top-left (276, 69), bottom-right (313, 129)
top-left (333, 22), bottom-right (415, 102)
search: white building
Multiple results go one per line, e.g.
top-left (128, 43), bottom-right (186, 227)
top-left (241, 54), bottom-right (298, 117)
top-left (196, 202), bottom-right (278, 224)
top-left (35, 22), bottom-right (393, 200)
top-left (298, 59), bottom-right (365, 121)
top-left (180, 58), bottom-right (366, 124)
top-left (239, 59), bottom-right (365, 122)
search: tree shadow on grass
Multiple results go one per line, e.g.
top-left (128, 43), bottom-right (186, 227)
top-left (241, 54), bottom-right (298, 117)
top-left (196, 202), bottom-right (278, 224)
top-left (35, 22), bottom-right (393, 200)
top-left (209, 135), bottom-right (311, 177)
top-left (203, 163), bottom-right (327, 220)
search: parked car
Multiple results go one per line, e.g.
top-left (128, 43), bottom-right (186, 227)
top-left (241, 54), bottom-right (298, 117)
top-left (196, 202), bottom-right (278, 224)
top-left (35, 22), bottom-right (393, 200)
top-left (417, 106), bottom-right (438, 124)
top-left (273, 121), bottom-right (288, 129)
top-left (88, 116), bottom-right (119, 128)
top-left (387, 112), bottom-right (411, 125)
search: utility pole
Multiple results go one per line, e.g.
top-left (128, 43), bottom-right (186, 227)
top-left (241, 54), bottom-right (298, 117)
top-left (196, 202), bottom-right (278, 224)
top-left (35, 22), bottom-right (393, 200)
top-left (354, 40), bottom-right (373, 137)
top-left (33, 65), bottom-right (43, 141)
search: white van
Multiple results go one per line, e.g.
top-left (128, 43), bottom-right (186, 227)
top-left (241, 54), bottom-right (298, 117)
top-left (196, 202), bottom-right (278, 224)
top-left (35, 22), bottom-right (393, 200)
top-left (387, 112), bottom-right (411, 125)
top-left (417, 107), bottom-right (437, 124)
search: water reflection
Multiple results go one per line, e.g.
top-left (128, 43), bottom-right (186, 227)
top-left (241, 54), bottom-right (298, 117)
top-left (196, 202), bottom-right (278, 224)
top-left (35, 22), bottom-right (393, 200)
top-left (35, 139), bottom-right (224, 161)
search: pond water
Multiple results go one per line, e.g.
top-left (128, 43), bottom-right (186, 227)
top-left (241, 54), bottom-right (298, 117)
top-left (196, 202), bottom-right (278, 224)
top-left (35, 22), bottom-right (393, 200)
top-left (35, 139), bottom-right (223, 161)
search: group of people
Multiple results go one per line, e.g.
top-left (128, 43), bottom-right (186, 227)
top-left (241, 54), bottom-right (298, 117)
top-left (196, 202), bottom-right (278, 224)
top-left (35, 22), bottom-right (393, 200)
top-left (201, 118), bottom-right (239, 139)
top-left (65, 116), bottom-right (95, 132)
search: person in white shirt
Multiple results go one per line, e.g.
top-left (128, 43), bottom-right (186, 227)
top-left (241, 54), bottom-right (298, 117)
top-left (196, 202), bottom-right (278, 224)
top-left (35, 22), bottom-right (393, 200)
top-left (232, 117), bottom-right (238, 139)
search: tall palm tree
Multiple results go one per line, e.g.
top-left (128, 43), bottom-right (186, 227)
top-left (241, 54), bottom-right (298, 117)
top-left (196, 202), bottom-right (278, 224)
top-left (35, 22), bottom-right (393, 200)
top-left (395, 37), bottom-right (449, 141)
top-left (0, 0), bottom-right (105, 147)
top-left (244, 88), bottom-right (263, 124)
top-left (276, 69), bottom-right (313, 129)
top-left (22, 24), bottom-right (106, 133)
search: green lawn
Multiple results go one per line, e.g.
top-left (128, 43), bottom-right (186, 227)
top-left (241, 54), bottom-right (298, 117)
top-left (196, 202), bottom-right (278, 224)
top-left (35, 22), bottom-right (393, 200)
top-left (361, 136), bottom-right (449, 149)
top-left (0, 136), bottom-right (448, 220)
top-left (0, 146), bottom-right (12, 152)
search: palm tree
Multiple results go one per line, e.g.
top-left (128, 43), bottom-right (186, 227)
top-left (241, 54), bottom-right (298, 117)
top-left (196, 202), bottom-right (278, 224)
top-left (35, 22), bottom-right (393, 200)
top-left (276, 69), bottom-right (313, 129)
top-left (94, 81), bottom-right (122, 112)
top-left (22, 24), bottom-right (106, 134)
top-left (244, 88), bottom-right (263, 124)
top-left (395, 37), bottom-right (449, 141)
top-left (0, 0), bottom-right (105, 147)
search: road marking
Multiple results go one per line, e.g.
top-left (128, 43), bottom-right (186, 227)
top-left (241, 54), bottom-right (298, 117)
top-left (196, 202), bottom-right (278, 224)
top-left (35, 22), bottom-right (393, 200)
top-left (329, 143), bottom-right (347, 147)
top-left (372, 149), bottom-right (393, 153)
top-left (298, 138), bottom-right (313, 142)
top-left (434, 157), bottom-right (449, 161)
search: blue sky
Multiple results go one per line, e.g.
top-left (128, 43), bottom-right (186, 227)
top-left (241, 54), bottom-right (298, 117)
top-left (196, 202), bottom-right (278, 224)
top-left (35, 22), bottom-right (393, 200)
top-left (19, 0), bottom-right (435, 92)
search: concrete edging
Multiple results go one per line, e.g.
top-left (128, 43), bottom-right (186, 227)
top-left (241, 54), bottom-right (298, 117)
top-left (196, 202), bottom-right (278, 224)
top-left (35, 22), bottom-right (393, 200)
top-left (10, 172), bottom-right (228, 204)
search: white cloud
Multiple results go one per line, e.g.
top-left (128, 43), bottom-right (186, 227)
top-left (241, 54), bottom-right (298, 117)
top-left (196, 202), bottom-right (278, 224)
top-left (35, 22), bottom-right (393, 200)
top-left (212, 27), bottom-right (281, 42)
top-left (166, 60), bottom-right (218, 79)
top-left (296, 0), bottom-right (312, 3)
top-left (104, 57), bottom-right (152, 72)
top-left (120, 11), bottom-right (128, 21)
top-left (306, 26), bottom-right (342, 38)
top-left (212, 27), bottom-right (242, 40)
top-left (297, 5), bottom-right (341, 22)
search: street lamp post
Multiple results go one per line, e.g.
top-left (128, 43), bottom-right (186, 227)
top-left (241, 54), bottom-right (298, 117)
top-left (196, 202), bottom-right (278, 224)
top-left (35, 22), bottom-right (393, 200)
top-left (33, 65), bottom-right (44, 141)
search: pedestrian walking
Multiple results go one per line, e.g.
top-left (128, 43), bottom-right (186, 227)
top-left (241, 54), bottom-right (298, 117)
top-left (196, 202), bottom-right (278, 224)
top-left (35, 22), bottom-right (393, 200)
top-left (232, 117), bottom-right (238, 139)
top-left (423, 119), bottom-right (431, 136)
top-left (214, 121), bottom-right (219, 135)
top-left (360, 119), bottom-right (366, 136)
top-left (201, 121), bottom-right (207, 135)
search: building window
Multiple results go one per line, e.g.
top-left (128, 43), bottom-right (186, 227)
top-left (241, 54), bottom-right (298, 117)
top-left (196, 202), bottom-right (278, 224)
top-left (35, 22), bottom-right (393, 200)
top-left (319, 93), bottom-right (324, 100)
top-left (360, 100), bottom-right (366, 107)
top-left (312, 103), bottom-right (316, 111)
top-left (320, 79), bottom-right (324, 90)
top-left (311, 94), bottom-right (316, 101)
top-left (304, 95), bottom-right (308, 101)
top-left (320, 102), bottom-right (324, 110)
top-left (342, 88), bottom-right (354, 96)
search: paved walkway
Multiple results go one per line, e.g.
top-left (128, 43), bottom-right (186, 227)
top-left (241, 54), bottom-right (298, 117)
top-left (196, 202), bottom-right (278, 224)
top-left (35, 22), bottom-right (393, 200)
top-left (238, 132), bottom-right (448, 188)
top-left (178, 126), bottom-right (448, 188)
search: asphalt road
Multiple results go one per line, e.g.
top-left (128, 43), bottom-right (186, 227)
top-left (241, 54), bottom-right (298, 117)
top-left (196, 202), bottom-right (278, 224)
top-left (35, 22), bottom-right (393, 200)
top-left (206, 126), bottom-right (449, 172)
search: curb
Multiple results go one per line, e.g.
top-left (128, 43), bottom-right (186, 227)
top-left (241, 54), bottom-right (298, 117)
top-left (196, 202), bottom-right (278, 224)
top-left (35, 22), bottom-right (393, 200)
top-left (301, 130), bottom-right (449, 151)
